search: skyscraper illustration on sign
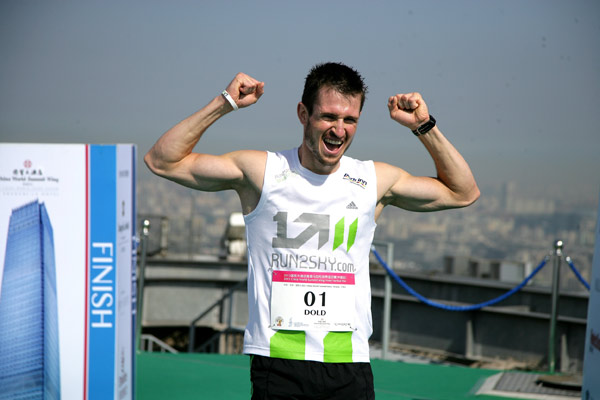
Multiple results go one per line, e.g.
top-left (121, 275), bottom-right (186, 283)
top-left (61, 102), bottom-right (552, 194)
top-left (0, 200), bottom-right (61, 399)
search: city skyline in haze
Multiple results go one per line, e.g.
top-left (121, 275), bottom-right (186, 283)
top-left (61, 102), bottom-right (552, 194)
top-left (1, 0), bottom-right (599, 206)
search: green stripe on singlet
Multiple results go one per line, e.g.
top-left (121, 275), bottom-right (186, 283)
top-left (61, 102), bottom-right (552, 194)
top-left (347, 218), bottom-right (358, 251)
top-left (333, 217), bottom-right (345, 251)
top-left (323, 332), bottom-right (353, 363)
top-left (270, 331), bottom-right (306, 359)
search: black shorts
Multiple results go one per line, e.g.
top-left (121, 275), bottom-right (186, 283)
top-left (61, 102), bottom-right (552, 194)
top-left (249, 355), bottom-right (375, 400)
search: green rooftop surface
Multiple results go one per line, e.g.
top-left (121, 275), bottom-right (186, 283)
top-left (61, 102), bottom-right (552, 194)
top-left (136, 352), bottom-right (524, 400)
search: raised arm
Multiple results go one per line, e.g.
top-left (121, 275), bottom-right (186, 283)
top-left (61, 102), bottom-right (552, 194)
top-left (375, 92), bottom-right (479, 215)
top-left (144, 73), bottom-right (265, 203)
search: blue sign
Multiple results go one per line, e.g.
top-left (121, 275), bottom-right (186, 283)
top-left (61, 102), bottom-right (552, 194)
top-left (87, 145), bottom-right (117, 400)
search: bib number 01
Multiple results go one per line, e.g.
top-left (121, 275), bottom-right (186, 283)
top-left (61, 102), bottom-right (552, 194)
top-left (270, 270), bottom-right (355, 331)
top-left (304, 291), bottom-right (325, 307)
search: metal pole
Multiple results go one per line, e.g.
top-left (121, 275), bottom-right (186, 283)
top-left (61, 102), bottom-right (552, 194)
top-left (188, 324), bottom-right (195, 353)
top-left (382, 242), bottom-right (393, 360)
top-left (227, 283), bottom-right (236, 331)
top-left (136, 219), bottom-right (150, 352)
top-left (548, 239), bottom-right (563, 374)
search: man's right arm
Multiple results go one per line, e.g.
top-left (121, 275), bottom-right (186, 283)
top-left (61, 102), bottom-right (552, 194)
top-left (144, 73), bottom-right (265, 193)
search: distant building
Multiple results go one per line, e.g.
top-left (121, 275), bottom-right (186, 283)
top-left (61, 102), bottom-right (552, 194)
top-left (0, 200), bottom-right (61, 399)
top-left (500, 181), bottom-right (556, 215)
top-left (501, 181), bottom-right (516, 213)
top-left (444, 254), bottom-right (529, 284)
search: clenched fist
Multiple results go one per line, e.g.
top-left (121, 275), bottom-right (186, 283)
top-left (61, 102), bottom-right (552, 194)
top-left (388, 92), bottom-right (430, 131)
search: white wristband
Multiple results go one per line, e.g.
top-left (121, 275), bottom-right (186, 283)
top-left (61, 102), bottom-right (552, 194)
top-left (221, 90), bottom-right (238, 111)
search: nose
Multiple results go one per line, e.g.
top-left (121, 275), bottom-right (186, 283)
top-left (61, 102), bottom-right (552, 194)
top-left (332, 119), bottom-right (345, 137)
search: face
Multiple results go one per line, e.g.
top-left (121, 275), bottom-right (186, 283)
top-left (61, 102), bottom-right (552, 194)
top-left (297, 87), bottom-right (361, 174)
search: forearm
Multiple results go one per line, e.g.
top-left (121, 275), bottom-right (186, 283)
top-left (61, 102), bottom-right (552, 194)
top-left (418, 126), bottom-right (480, 206)
top-left (144, 94), bottom-right (231, 175)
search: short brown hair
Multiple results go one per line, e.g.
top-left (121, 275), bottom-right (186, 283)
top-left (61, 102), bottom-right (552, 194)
top-left (301, 62), bottom-right (368, 115)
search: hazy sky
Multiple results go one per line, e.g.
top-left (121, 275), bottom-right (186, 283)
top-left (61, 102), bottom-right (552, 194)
top-left (1, 0), bottom-right (599, 205)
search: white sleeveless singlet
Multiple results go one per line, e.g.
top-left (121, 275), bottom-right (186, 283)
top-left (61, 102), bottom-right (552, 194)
top-left (243, 148), bottom-right (377, 363)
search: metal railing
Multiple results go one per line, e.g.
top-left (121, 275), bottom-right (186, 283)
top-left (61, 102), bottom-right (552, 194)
top-left (371, 240), bottom-right (394, 361)
top-left (371, 239), bottom-right (590, 373)
top-left (140, 334), bottom-right (178, 353)
top-left (187, 278), bottom-right (247, 353)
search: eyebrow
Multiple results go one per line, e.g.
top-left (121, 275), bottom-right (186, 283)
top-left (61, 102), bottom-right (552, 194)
top-left (320, 112), bottom-right (337, 119)
top-left (319, 112), bottom-right (358, 121)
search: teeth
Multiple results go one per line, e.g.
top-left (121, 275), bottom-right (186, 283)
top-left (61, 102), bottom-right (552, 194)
top-left (324, 138), bottom-right (342, 145)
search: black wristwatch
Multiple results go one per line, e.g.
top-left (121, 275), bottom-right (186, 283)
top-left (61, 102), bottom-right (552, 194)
top-left (412, 115), bottom-right (436, 136)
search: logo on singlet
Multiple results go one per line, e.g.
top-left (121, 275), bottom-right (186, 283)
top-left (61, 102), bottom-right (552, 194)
top-left (343, 173), bottom-right (367, 189)
top-left (272, 211), bottom-right (358, 252)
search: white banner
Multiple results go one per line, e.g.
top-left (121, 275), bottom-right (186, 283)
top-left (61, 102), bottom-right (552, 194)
top-left (0, 143), bottom-right (136, 400)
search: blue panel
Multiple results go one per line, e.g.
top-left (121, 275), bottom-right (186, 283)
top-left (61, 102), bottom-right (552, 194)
top-left (88, 145), bottom-right (116, 400)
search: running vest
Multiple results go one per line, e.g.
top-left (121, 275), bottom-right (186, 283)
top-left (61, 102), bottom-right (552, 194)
top-left (243, 148), bottom-right (377, 363)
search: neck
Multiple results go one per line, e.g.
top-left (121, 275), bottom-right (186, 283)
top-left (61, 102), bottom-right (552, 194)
top-left (297, 145), bottom-right (340, 175)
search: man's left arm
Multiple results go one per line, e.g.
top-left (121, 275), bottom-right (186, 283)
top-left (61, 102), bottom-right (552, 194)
top-left (376, 92), bottom-right (480, 213)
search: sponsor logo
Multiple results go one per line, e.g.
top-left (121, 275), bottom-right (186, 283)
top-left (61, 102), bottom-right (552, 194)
top-left (11, 160), bottom-right (44, 180)
top-left (272, 211), bottom-right (357, 252)
top-left (343, 173), bottom-right (367, 189)
top-left (269, 253), bottom-right (356, 273)
top-left (274, 168), bottom-right (299, 183)
top-left (346, 201), bottom-right (358, 210)
top-left (1, 158), bottom-right (60, 185)
top-left (269, 211), bottom-right (359, 272)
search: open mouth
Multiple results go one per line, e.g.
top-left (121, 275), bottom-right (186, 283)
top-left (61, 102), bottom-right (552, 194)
top-left (323, 137), bottom-right (343, 153)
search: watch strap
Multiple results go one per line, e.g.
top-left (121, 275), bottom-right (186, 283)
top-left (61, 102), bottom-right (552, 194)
top-left (412, 115), bottom-right (436, 136)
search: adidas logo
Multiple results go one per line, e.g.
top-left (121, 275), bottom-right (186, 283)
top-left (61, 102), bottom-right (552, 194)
top-left (346, 201), bottom-right (358, 210)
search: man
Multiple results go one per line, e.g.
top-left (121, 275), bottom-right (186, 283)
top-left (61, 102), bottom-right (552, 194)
top-left (145, 62), bottom-right (479, 399)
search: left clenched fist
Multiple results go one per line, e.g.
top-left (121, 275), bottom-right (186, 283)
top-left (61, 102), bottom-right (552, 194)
top-left (388, 92), bottom-right (430, 131)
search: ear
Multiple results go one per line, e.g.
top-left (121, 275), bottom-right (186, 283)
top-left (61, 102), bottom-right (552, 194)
top-left (297, 102), bottom-right (308, 125)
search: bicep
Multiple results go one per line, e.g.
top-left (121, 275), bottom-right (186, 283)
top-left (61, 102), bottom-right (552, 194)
top-left (376, 162), bottom-right (462, 212)
top-left (187, 153), bottom-right (244, 191)
top-left (159, 151), bottom-right (260, 192)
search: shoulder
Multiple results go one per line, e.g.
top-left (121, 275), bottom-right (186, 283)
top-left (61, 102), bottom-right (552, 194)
top-left (373, 161), bottom-right (411, 201)
top-left (374, 161), bottom-right (410, 184)
top-left (228, 149), bottom-right (267, 165)
top-left (228, 149), bottom-right (268, 185)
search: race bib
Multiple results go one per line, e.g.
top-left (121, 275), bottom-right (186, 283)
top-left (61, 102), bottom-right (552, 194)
top-left (270, 270), bottom-right (355, 331)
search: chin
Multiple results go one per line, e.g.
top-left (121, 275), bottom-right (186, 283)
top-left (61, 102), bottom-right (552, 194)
top-left (320, 147), bottom-right (346, 163)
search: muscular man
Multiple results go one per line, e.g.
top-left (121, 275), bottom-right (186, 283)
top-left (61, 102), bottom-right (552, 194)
top-left (145, 62), bottom-right (479, 399)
